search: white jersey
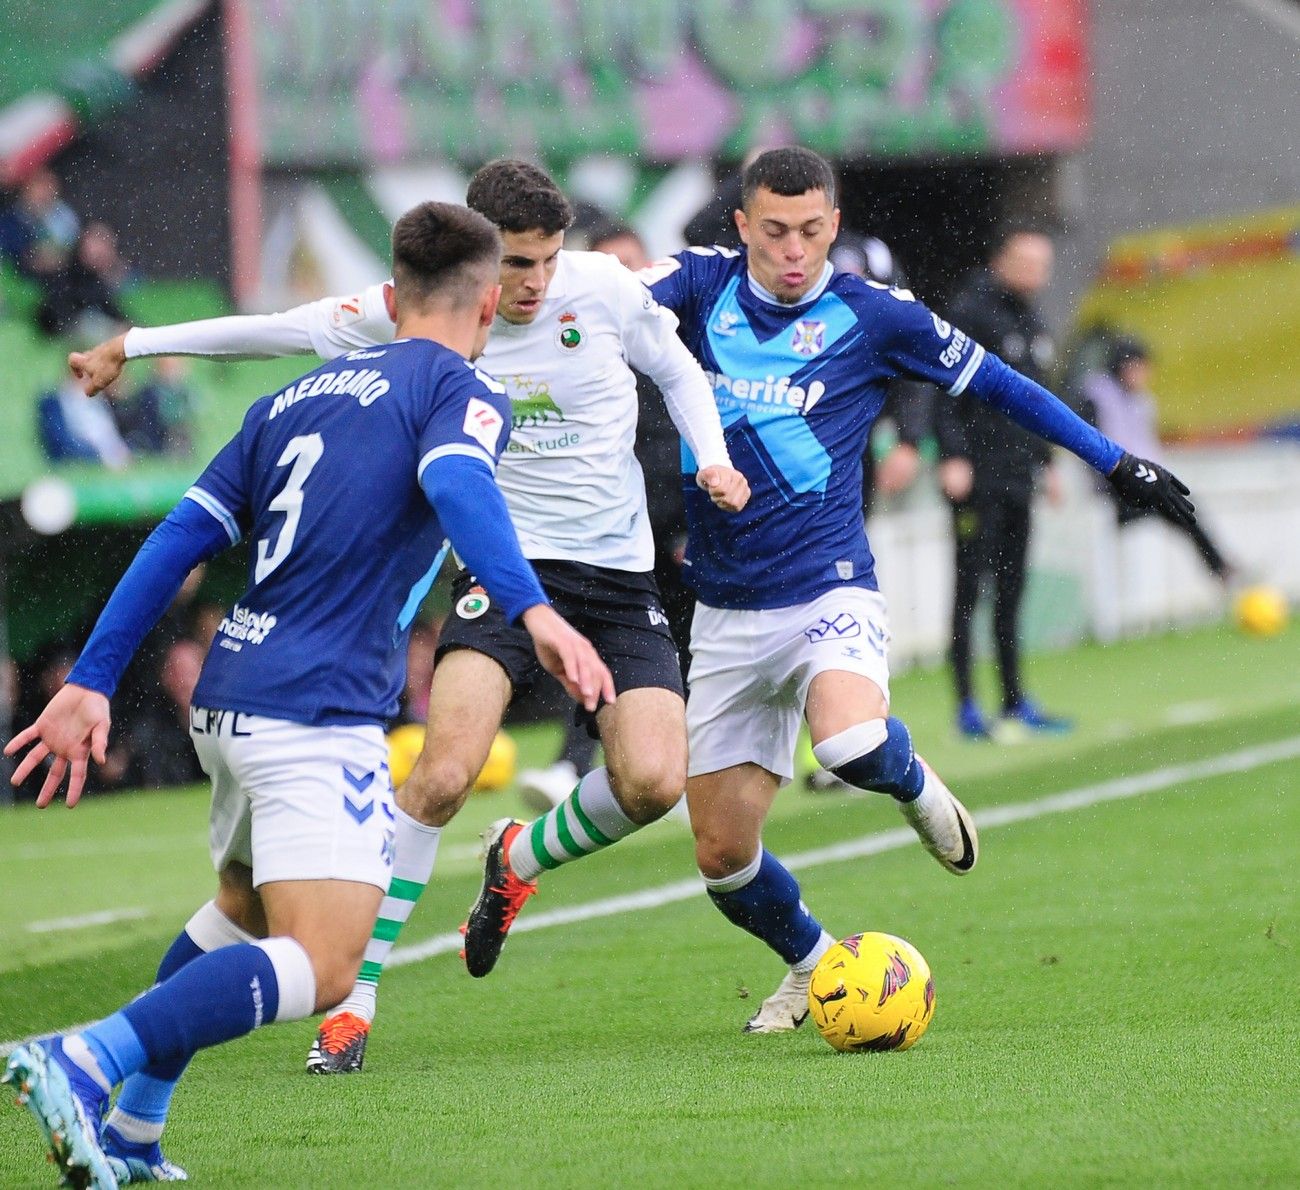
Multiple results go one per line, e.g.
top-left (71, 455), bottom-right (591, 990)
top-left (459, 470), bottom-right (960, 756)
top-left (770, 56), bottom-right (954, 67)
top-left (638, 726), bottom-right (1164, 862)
top-left (126, 250), bottom-right (731, 572)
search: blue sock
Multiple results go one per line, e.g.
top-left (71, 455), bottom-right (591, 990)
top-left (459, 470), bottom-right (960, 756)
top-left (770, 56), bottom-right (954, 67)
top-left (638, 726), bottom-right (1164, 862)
top-left (818, 716), bottom-right (925, 803)
top-left (83, 943), bottom-right (281, 1085)
top-left (704, 850), bottom-right (824, 966)
top-left (109, 926), bottom-right (206, 1135)
top-left (153, 926), bottom-right (206, 982)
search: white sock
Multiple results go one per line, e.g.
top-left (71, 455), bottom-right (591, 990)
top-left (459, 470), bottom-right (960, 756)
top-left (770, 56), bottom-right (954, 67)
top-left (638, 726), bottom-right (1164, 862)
top-left (509, 766), bottom-right (638, 882)
top-left (255, 937), bottom-right (316, 1022)
top-left (791, 930), bottom-right (836, 976)
top-left (333, 806), bottom-right (441, 1022)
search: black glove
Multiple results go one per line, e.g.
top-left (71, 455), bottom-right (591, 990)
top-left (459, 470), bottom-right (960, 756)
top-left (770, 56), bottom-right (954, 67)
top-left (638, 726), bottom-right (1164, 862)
top-left (1107, 452), bottom-right (1196, 527)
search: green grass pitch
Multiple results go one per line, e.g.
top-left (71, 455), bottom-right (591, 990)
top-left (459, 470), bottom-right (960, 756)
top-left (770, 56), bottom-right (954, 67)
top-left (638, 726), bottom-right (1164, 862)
top-left (2, 622), bottom-right (1298, 1186)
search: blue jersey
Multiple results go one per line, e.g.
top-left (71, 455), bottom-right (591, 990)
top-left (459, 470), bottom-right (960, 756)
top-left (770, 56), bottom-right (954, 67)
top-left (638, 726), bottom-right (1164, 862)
top-left (648, 247), bottom-right (990, 609)
top-left (189, 339), bottom-right (513, 725)
top-left (649, 246), bottom-right (1121, 610)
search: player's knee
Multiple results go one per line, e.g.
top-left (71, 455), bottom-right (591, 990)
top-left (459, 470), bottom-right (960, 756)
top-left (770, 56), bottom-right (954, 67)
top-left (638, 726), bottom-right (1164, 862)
top-left (398, 752), bottom-right (476, 825)
top-left (307, 949), bottom-right (365, 1014)
top-left (694, 830), bottom-right (755, 882)
top-left (608, 755), bottom-right (686, 824)
top-left (813, 718), bottom-right (912, 794)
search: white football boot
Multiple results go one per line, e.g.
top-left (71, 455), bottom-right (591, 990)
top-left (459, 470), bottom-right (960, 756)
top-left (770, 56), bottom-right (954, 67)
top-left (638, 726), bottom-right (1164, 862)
top-left (743, 968), bottom-right (811, 1033)
top-left (516, 760), bottom-right (579, 813)
top-left (898, 759), bottom-right (978, 874)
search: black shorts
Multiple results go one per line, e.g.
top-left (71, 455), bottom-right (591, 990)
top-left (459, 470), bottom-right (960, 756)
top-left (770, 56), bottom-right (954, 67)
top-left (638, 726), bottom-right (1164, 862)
top-left (437, 560), bottom-right (685, 725)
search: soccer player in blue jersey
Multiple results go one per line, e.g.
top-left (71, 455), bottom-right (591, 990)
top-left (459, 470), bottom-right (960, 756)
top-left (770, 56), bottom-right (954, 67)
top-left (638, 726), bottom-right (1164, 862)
top-left (617, 147), bottom-right (1195, 1032)
top-left (2, 201), bottom-right (613, 1186)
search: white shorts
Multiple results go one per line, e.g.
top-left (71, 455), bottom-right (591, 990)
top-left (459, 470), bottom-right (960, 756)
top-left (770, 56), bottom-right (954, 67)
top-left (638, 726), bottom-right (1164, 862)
top-left (686, 588), bottom-right (892, 784)
top-left (190, 708), bottom-right (396, 891)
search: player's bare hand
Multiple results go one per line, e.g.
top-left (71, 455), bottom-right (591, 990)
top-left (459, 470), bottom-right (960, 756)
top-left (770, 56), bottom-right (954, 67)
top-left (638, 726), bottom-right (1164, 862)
top-left (4, 684), bottom-right (111, 808)
top-left (522, 604), bottom-right (616, 712)
top-left (696, 466), bottom-right (750, 512)
top-left (68, 332), bottom-right (129, 397)
top-left (938, 457), bottom-right (974, 503)
top-left (876, 443), bottom-right (921, 496)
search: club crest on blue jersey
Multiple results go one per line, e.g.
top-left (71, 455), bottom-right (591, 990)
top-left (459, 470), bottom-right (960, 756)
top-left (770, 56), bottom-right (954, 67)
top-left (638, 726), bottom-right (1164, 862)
top-left (790, 319), bottom-right (826, 358)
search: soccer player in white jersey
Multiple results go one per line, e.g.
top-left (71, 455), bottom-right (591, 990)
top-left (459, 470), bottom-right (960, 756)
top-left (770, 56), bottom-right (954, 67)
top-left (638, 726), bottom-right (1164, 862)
top-left (70, 160), bottom-right (750, 1074)
top-left (4, 202), bottom-right (614, 1186)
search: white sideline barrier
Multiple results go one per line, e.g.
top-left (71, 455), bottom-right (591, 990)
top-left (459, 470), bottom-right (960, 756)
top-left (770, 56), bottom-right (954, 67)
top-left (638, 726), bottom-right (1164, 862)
top-left (866, 441), bottom-right (1300, 670)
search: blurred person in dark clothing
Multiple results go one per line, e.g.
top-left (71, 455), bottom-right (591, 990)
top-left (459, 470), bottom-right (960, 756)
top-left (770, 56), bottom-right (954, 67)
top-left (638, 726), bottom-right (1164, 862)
top-left (827, 232), bottom-right (932, 515)
top-left (115, 357), bottom-right (198, 457)
top-left (1082, 335), bottom-right (1233, 582)
top-left (684, 169), bottom-right (746, 250)
top-left (124, 638), bottom-right (206, 788)
top-left (0, 168), bottom-right (80, 279)
top-left (934, 222), bottom-right (1071, 741)
top-left (35, 222), bottom-right (131, 339)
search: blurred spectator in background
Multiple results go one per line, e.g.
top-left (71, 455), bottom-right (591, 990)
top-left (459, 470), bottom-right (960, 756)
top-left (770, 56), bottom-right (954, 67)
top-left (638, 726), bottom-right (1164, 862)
top-left (124, 637), bottom-right (206, 787)
top-left (935, 221), bottom-right (1071, 741)
top-left (37, 370), bottom-right (132, 469)
top-left (35, 221), bottom-right (131, 340)
top-left (827, 232), bottom-right (932, 515)
top-left (115, 357), bottom-right (198, 457)
top-left (0, 168), bottom-right (80, 280)
top-left (1082, 335), bottom-right (1234, 583)
top-left (191, 601), bottom-right (225, 653)
top-left (684, 155), bottom-right (769, 250)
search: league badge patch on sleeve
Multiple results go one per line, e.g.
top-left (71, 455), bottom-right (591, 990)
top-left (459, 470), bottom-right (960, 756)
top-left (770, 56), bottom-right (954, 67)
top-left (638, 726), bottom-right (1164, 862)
top-left (463, 397), bottom-right (505, 454)
top-left (456, 586), bottom-right (491, 619)
top-left (330, 295), bottom-right (367, 329)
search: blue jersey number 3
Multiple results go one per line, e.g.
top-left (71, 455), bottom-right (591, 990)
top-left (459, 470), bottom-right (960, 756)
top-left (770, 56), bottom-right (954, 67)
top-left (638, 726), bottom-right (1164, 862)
top-left (255, 433), bottom-right (324, 583)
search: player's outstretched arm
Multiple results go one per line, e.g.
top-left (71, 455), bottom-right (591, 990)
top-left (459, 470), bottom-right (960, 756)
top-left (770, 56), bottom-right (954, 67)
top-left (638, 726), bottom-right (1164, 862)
top-left (696, 465), bottom-right (750, 512)
top-left (521, 605), bottom-right (617, 713)
top-left (1106, 451), bottom-right (1196, 526)
top-left (67, 284), bottom-right (395, 396)
top-left (5, 684), bottom-right (111, 808)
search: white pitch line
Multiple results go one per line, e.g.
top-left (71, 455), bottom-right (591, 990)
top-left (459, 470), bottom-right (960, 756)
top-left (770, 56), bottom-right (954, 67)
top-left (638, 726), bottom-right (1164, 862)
top-left (25, 908), bottom-right (149, 935)
top-left (4, 734), bottom-right (1298, 1058)
top-left (385, 733), bottom-right (1300, 969)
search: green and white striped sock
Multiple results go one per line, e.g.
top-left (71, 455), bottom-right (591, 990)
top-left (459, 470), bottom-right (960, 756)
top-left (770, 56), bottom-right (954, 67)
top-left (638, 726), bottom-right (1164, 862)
top-left (508, 766), bottom-right (638, 882)
top-left (333, 806), bottom-right (441, 1022)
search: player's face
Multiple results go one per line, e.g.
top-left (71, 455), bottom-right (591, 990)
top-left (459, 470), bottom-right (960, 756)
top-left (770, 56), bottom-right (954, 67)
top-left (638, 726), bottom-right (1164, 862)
top-left (736, 186), bottom-right (841, 304)
top-left (497, 229), bottom-right (564, 324)
top-left (992, 233), bottom-right (1054, 297)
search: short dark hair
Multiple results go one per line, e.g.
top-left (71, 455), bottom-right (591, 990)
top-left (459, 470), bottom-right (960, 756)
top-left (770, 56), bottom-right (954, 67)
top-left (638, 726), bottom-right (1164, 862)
top-left (390, 201), bottom-right (501, 312)
top-left (466, 159), bottom-right (573, 236)
top-left (587, 219), bottom-right (642, 253)
top-left (1107, 334), bottom-right (1151, 376)
top-left (742, 147), bottom-right (837, 209)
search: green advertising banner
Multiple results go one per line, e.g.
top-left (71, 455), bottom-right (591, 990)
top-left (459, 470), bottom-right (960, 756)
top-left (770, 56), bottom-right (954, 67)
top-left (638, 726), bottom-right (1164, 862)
top-left (247, 0), bottom-right (1089, 166)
